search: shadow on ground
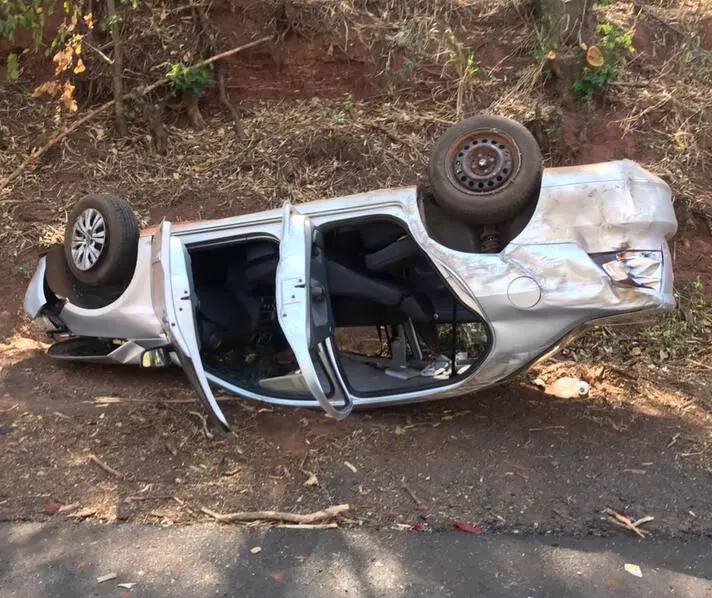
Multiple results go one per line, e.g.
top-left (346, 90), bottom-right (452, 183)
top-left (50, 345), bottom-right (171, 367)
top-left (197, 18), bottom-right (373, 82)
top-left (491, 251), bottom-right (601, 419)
top-left (1, 522), bottom-right (711, 598)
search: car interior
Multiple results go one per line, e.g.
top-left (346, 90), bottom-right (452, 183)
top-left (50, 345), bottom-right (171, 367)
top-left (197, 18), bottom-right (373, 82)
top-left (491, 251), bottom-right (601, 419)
top-left (188, 216), bottom-right (492, 399)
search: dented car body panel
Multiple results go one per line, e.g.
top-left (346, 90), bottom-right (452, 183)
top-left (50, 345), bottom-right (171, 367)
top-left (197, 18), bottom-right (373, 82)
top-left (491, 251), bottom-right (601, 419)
top-left (25, 160), bottom-right (677, 426)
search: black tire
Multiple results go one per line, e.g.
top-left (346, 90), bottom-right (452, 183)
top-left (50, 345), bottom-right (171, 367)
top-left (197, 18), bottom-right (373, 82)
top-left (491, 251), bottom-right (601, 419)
top-left (63, 193), bottom-right (139, 287)
top-left (428, 115), bottom-right (543, 225)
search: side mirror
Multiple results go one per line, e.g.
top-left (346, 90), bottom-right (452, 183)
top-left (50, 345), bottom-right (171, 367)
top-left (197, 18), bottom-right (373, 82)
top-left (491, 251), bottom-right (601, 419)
top-left (141, 347), bottom-right (171, 369)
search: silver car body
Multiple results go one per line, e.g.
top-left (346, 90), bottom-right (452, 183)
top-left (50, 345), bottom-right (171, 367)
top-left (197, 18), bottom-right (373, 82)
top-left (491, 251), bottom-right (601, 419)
top-left (25, 160), bottom-right (677, 427)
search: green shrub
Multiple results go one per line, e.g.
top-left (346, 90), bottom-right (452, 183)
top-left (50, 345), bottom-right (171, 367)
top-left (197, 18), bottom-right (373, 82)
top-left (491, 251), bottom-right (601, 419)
top-left (166, 63), bottom-right (213, 96)
top-left (572, 23), bottom-right (634, 102)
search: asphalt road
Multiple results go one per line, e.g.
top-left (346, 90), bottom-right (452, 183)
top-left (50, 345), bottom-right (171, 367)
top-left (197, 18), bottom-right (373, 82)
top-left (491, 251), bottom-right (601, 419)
top-left (1, 523), bottom-right (711, 597)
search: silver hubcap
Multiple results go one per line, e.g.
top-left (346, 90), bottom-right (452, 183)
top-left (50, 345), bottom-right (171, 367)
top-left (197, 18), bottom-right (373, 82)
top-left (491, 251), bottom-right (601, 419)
top-left (71, 208), bottom-right (106, 271)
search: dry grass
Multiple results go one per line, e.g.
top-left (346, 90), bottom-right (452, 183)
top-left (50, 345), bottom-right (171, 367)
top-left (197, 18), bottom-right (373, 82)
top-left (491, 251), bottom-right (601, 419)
top-left (570, 278), bottom-right (712, 366)
top-left (0, 96), bottom-right (458, 256)
top-left (601, 1), bottom-right (712, 209)
top-left (0, 0), bottom-right (710, 272)
top-left (0, 0), bottom-right (530, 255)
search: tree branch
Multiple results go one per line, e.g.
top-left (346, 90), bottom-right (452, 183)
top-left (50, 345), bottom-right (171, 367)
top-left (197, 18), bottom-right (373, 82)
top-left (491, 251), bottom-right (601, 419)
top-left (0, 35), bottom-right (273, 192)
top-left (105, 0), bottom-right (127, 136)
top-left (200, 504), bottom-right (350, 524)
top-left (195, 7), bottom-right (245, 136)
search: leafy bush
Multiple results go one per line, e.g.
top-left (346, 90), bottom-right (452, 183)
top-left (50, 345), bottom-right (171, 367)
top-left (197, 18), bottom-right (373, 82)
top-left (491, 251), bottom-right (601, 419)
top-left (0, 0), bottom-right (51, 45)
top-left (166, 63), bottom-right (213, 96)
top-left (1, 0), bottom-right (56, 80)
top-left (572, 23), bottom-right (634, 101)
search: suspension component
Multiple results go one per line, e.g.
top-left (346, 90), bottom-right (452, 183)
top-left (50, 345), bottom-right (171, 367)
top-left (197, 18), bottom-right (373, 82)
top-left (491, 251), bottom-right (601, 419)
top-left (480, 225), bottom-right (500, 253)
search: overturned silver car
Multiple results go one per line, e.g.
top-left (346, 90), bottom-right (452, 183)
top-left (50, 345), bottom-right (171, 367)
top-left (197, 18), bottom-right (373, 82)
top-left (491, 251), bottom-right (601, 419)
top-left (24, 116), bottom-right (677, 431)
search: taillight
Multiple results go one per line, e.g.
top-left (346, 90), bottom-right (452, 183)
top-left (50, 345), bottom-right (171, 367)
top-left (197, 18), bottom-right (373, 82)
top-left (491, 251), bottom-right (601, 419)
top-left (592, 251), bottom-right (663, 290)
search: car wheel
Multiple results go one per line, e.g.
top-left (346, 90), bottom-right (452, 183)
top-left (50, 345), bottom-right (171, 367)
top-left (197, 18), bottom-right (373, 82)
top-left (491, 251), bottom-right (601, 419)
top-left (428, 115), bottom-right (543, 225)
top-left (63, 193), bottom-right (139, 287)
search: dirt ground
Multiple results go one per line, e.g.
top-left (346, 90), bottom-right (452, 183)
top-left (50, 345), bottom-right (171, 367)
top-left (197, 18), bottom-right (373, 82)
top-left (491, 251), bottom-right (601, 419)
top-left (2, 336), bottom-right (712, 536)
top-left (1, 0), bottom-right (712, 537)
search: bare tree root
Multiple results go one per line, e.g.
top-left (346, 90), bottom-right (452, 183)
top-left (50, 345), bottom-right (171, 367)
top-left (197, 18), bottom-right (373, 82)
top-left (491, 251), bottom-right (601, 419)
top-left (0, 35), bottom-right (273, 192)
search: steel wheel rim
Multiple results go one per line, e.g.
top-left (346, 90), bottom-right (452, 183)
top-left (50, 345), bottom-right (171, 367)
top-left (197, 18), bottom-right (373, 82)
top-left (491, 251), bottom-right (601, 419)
top-left (70, 208), bottom-right (106, 271)
top-left (446, 129), bottom-right (521, 195)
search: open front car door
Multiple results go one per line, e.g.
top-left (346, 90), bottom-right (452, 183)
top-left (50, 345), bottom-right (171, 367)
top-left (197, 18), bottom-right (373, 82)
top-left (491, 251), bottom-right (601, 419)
top-left (151, 220), bottom-right (231, 432)
top-left (276, 204), bottom-right (353, 419)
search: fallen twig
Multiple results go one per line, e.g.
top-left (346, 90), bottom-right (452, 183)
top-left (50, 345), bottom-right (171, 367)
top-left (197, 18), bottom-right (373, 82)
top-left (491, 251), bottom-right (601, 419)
top-left (609, 81), bottom-right (658, 89)
top-left (401, 479), bottom-right (423, 506)
top-left (200, 504), bottom-right (350, 524)
top-left (173, 495), bottom-right (197, 516)
top-left (688, 359), bottom-right (712, 371)
top-left (274, 523), bottom-right (339, 529)
top-left (57, 502), bottom-right (80, 513)
top-left (0, 35), bottom-right (273, 191)
top-left (87, 453), bottom-right (122, 478)
top-left (667, 432), bottom-right (680, 448)
top-left (605, 365), bottom-right (639, 381)
top-left (614, 93), bottom-right (674, 135)
top-left (680, 449), bottom-right (706, 457)
top-left (123, 495), bottom-right (173, 503)
top-left (65, 506), bottom-right (97, 519)
top-left (189, 410), bottom-right (214, 440)
top-left (528, 425), bottom-right (566, 432)
top-left (603, 508), bottom-right (653, 538)
top-left (631, 2), bottom-right (689, 38)
top-left (552, 508), bottom-right (575, 522)
top-left (632, 515), bottom-right (655, 528)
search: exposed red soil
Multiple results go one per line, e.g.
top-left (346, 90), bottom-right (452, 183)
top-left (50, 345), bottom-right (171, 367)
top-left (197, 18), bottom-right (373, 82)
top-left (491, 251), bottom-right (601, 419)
top-left (560, 110), bottom-right (638, 164)
top-left (674, 229), bottom-right (712, 290)
top-left (220, 36), bottom-right (378, 101)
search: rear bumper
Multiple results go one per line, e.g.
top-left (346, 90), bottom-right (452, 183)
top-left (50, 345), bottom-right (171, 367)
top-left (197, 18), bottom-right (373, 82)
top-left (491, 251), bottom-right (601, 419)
top-left (591, 241), bottom-right (675, 326)
top-left (23, 240), bottom-right (165, 348)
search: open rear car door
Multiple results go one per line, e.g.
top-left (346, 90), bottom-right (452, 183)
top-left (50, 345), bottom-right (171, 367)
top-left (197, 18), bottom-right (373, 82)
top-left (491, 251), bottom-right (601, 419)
top-left (276, 204), bottom-right (353, 419)
top-left (151, 221), bottom-right (230, 432)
